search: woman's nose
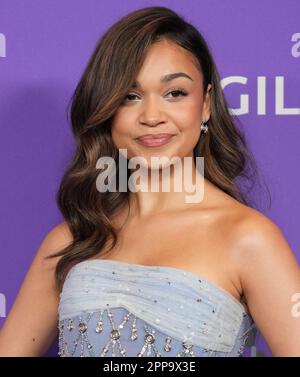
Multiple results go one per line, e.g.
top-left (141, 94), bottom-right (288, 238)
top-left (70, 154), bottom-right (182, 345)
top-left (139, 98), bottom-right (167, 126)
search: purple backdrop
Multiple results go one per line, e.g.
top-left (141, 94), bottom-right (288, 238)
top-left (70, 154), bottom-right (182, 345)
top-left (0, 0), bottom-right (299, 357)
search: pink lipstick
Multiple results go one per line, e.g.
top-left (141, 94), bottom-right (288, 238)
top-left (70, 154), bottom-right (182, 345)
top-left (135, 133), bottom-right (175, 147)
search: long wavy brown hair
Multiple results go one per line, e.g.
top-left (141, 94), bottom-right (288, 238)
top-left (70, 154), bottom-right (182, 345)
top-left (47, 6), bottom-right (270, 291)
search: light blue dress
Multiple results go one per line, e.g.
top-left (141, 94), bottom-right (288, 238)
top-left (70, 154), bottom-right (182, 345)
top-left (58, 259), bottom-right (257, 357)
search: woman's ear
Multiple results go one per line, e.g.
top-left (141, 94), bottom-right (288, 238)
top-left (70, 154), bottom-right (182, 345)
top-left (203, 83), bottom-right (212, 121)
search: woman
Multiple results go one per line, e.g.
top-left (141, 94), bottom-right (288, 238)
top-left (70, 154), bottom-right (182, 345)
top-left (0, 6), bottom-right (299, 357)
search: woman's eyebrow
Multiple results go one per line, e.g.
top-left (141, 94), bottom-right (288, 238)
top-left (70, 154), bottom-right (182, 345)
top-left (132, 72), bottom-right (193, 89)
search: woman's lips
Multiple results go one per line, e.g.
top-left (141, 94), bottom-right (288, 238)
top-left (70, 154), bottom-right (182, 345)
top-left (135, 134), bottom-right (176, 147)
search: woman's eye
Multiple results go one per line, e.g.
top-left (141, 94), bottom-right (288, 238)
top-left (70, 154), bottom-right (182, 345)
top-left (124, 89), bottom-right (188, 102)
top-left (167, 89), bottom-right (188, 99)
top-left (125, 93), bottom-right (139, 101)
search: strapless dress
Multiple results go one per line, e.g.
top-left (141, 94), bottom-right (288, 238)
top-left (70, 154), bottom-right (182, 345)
top-left (58, 259), bottom-right (257, 357)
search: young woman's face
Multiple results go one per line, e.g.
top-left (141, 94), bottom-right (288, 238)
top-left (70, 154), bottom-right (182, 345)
top-left (111, 39), bottom-right (211, 167)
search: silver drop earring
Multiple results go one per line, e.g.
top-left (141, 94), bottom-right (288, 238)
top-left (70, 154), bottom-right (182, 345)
top-left (200, 119), bottom-right (208, 134)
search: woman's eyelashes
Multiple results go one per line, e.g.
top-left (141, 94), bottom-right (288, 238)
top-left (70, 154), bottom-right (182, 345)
top-left (123, 88), bottom-right (188, 103)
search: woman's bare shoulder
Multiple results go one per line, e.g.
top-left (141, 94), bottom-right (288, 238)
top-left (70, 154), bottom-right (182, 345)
top-left (0, 221), bottom-right (73, 356)
top-left (227, 201), bottom-right (287, 251)
top-left (226, 202), bottom-right (300, 355)
top-left (43, 222), bottom-right (73, 254)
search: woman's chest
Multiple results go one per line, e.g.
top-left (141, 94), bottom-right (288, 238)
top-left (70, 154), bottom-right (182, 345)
top-left (97, 210), bottom-right (243, 305)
